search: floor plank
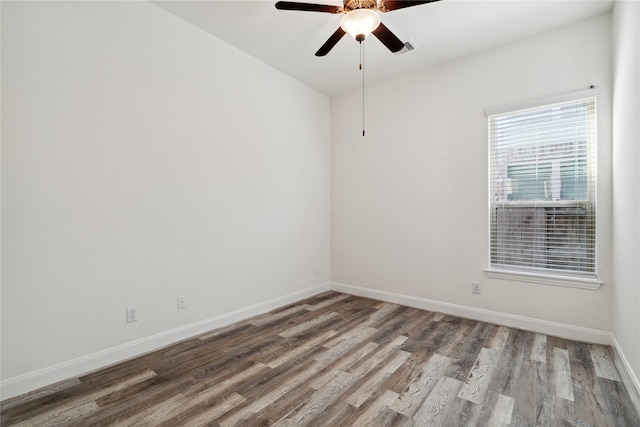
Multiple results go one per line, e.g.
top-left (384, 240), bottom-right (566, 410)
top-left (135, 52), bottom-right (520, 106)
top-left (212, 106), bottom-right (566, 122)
top-left (458, 347), bottom-right (500, 404)
top-left (552, 347), bottom-right (575, 401)
top-left (345, 350), bottom-right (411, 407)
top-left (487, 393), bottom-right (514, 426)
top-left (390, 354), bottom-right (452, 417)
top-left (589, 344), bottom-right (622, 382)
top-left (408, 375), bottom-right (463, 427)
top-left (530, 333), bottom-right (548, 363)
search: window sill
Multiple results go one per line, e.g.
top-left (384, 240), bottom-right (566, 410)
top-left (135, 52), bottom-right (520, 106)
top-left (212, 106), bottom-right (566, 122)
top-left (484, 268), bottom-right (602, 290)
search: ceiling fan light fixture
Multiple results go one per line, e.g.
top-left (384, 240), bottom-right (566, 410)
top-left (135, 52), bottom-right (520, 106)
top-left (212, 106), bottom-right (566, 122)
top-left (340, 9), bottom-right (381, 41)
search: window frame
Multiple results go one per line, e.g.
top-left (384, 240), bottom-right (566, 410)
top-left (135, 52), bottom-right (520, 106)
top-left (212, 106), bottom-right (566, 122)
top-left (484, 89), bottom-right (602, 290)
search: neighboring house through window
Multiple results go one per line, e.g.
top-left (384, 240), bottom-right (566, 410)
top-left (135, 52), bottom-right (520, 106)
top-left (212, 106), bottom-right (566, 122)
top-left (487, 92), bottom-right (599, 287)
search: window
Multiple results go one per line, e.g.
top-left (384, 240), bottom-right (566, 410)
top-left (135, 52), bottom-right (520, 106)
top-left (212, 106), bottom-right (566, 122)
top-left (488, 95), bottom-right (597, 280)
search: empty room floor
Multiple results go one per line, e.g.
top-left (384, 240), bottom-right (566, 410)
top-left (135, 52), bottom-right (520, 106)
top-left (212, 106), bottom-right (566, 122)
top-left (2, 291), bottom-right (639, 426)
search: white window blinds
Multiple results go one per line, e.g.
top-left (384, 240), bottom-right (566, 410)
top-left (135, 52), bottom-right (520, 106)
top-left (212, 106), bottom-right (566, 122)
top-left (489, 96), bottom-right (597, 276)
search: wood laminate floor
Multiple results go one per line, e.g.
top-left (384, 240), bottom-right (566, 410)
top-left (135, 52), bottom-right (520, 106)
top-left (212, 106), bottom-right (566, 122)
top-left (2, 292), bottom-right (639, 426)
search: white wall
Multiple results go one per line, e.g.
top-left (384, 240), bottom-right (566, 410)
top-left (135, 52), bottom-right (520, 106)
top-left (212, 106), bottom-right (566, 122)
top-left (612, 0), bottom-right (640, 385)
top-left (332, 14), bottom-right (612, 330)
top-left (1, 1), bottom-right (330, 382)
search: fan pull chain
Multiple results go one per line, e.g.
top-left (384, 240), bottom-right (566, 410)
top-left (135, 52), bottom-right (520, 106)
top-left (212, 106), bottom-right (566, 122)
top-left (360, 40), bottom-right (365, 137)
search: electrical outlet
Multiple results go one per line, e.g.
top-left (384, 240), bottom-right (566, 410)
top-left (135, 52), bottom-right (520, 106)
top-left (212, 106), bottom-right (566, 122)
top-left (178, 295), bottom-right (187, 310)
top-left (313, 266), bottom-right (319, 276)
top-left (472, 282), bottom-right (481, 295)
top-left (127, 306), bottom-right (138, 323)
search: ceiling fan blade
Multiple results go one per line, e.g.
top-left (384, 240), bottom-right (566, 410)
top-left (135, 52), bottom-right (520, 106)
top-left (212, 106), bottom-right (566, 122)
top-left (275, 1), bottom-right (342, 13)
top-left (315, 27), bottom-right (346, 56)
top-left (371, 22), bottom-right (405, 53)
top-left (378, 0), bottom-right (440, 12)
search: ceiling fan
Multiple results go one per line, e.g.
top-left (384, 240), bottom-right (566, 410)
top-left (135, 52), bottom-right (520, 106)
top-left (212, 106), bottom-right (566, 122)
top-left (275, 0), bottom-right (440, 56)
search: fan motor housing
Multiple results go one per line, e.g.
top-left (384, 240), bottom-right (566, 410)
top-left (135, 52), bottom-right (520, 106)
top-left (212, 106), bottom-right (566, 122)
top-left (343, 0), bottom-right (377, 12)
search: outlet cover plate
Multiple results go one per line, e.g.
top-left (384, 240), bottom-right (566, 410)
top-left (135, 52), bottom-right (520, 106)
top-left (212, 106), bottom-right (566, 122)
top-left (127, 306), bottom-right (138, 323)
top-left (178, 295), bottom-right (187, 310)
top-left (472, 282), bottom-right (481, 294)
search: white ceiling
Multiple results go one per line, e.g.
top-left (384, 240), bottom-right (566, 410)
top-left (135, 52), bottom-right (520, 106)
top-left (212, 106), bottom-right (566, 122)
top-left (152, 0), bottom-right (614, 96)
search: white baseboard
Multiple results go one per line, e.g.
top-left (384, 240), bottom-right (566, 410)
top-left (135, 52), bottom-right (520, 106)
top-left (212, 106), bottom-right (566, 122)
top-left (1, 283), bottom-right (331, 401)
top-left (330, 282), bottom-right (612, 345)
top-left (610, 335), bottom-right (640, 416)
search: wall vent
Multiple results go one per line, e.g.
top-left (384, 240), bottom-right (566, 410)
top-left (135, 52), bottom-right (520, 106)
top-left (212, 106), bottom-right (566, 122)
top-left (394, 40), bottom-right (415, 55)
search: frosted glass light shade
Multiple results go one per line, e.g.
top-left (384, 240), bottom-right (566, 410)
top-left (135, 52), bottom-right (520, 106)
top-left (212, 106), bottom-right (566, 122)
top-left (340, 9), bottom-right (381, 40)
